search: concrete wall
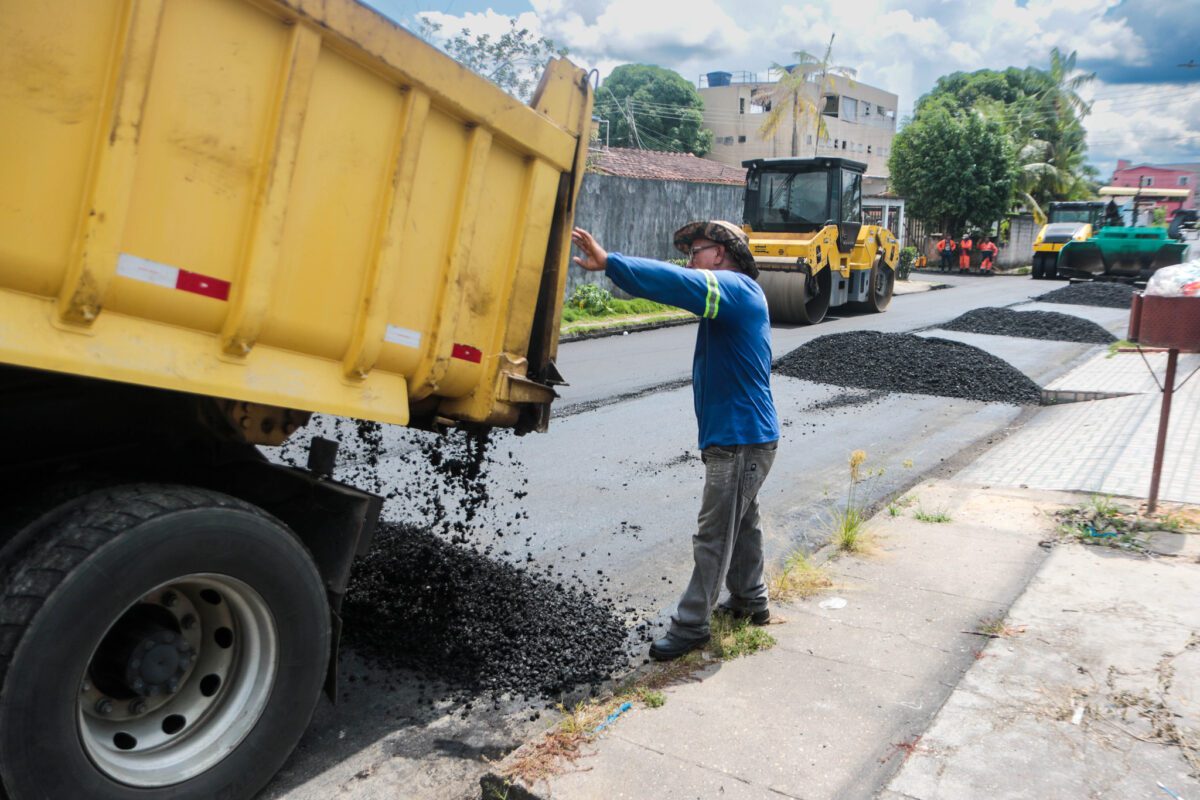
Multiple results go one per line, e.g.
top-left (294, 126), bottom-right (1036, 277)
top-left (566, 174), bottom-right (744, 299)
top-left (998, 215), bottom-right (1037, 268)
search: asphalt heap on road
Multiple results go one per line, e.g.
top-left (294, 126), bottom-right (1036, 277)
top-left (940, 307), bottom-right (1116, 344)
top-left (342, 522), bottom-right (631, 709)
top-left (774, 331), bottom-right (1044, 405)
top-left (1035, 281), bottom-right (1135, 309)
top-left (327, 426), bottom-right (642, 711)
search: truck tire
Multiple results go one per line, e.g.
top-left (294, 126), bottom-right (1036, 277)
top-left (1031, 254), bottom-right (1045, 279)
top-left (0, 485), bottom-right (330, 800)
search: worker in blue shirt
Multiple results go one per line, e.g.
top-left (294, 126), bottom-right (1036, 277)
top-left (571, 221), bottom-right (780, 661)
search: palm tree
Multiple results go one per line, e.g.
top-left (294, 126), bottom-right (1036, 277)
top-left (758, 35), bottom-right (856, 157)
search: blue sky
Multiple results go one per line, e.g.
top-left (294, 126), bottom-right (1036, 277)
top-left (365, 0), bottom-right (1200, 177)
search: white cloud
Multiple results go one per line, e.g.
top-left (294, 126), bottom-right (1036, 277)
top-left (408, 0), bottom-right (1196, 170)
top-left (1084, 81), bottom-right (1200, 176)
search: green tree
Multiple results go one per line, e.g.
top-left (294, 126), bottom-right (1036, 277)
top-left (595, 64), bottom-right (713, 155)
top-left (914, 49), bottom-right (1096, 220)
top-left (758, 36), bottom-right (856, 157)
top-left (888, 107), bottom-right (1017, 235)
top-left (419, 18), bottom-right (566, 102)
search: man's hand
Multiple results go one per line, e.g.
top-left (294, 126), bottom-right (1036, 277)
top-left (571, 228), bottom-right (608, 272)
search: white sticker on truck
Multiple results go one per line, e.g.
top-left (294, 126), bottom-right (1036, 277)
top-left (384, 325), bottom-right (422, 348)
top-left (116, 253), bottom-right (178, 289)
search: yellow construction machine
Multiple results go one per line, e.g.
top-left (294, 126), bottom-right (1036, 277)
top-left (742, 158), bottom-right (900, 324)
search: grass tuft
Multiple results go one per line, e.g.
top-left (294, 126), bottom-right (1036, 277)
top-left (710, 614), bottom-right (776, 659)
top-left (769, 550), bottom-right (833, 600)
top-left (913, 506), bottom-right (952, 523)
top-left (832, 505), bottom-right (871, 552)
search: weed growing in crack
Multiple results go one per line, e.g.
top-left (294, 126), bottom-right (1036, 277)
top-left (974, 615), bottom-right (1026, 638)
top-left (887, 494), bottom-right (917, 517)
top-left (769, 550), bottom-right (833, 601)
top-left (828, 449), bottom-right (880, 553)
top-left (710, 614), bottom-right (776, 659)
top-left (913, 506), bottom-right (952, 524)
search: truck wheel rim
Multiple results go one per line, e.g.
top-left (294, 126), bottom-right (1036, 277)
top-left (78, 574), bottom-right (278, 787)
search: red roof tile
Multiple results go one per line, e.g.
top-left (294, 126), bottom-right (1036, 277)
top-left (587, 147), bottom-right (746, 186)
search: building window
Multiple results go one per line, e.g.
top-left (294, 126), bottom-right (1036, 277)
top-left (739, 97), bottom-right (745, 114)
top-left (822, 94), bottom-right (839, 116)
top-left (867, 144), bottom-right (872, 154)
top-left (806, 134), bottom-right (813, 145)
top-left (1143, 176), bottom-right (1154, 186)
top-left (738, 135), bottom-right (746, 143)
top-left (864, 104), bottom-right (871, 116)
top-left (1180, 176), bottom-right (1190, 186)
top-left (842, 97), bottom-right (858, 122)
top-left (842, 140), bottom-right (847, 150)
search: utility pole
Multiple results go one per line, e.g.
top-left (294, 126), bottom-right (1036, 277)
top-left (626, 98), bottom-right (644, 150)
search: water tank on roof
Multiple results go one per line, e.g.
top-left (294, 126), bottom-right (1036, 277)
top-left (707, 71), bottom-right (732, 87)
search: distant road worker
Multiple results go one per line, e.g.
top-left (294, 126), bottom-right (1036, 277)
top-left (979, 238), bottom-right (999, 275)
top-left (958, 234), bottom-right (973, 272)
top-left (936, 235), bottom-right (956, 272)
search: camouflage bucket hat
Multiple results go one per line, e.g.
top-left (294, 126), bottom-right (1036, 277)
top-left (673, 220), bottom-right (759, 279)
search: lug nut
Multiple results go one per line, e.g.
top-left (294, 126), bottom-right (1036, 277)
top-left (161, 591), bottom-right (178, 608)
top-left (132, 678), bottom-right (145, 693)
top-left (130, 699), bottom-right (147, 715)
top-left (95, 699), bottom-right (113, 715)
top-left (181, 614), bottom-right (197, 630)
top-left (167, 677), bottom-right (180, 693)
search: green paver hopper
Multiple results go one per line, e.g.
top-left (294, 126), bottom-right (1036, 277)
top-left (1057, 226), bottom-right (1188, 281)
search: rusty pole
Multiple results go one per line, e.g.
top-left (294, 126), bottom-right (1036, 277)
top-left (1147, 348), bottom-right (1179, 515)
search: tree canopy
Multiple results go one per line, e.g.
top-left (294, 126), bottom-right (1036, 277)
top-left (419, 18), bottom-right (566, 102)
top-left (912, 49), bottom-right (1097, 222)
top-left (888, 107), bottom-right (1017, 235)
top-left (594, 64), bottom-right (713, 156)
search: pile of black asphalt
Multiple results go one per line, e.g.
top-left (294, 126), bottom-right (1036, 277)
top-left (940, 307), bottom-right (1116, 344)
top-left (343, 522), bottom-right (631, 707)
top-left (774, 330), bottom-right (1043, 405)
top-left (1035, 282), bottom-right (1135, 309)
top-left (322, 425), bottom-right (644, 711)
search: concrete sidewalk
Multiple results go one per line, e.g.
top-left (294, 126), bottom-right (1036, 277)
top-left (489, 307), bottom-right (1200, 800)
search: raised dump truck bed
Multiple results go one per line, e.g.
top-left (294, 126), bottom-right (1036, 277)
top-left (0, 2), bottom-right (592, 798)
top-left (1, 0), bottom-right (592, 433)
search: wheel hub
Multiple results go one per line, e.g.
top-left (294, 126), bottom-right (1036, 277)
top-left (125, 632), bottom-right (192, 696)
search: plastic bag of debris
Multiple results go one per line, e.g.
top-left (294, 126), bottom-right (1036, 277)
top-left (1145, 260), bottom-right (1200, 297)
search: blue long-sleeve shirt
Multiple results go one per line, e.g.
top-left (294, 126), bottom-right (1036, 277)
top-left (605, 254), bottom-right (779, 449)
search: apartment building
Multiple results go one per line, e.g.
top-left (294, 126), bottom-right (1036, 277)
top-left (697, 69), bottom-right (899, 179)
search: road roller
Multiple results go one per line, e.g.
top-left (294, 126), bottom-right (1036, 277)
top-left (742, 157), bottom-right (899, 324)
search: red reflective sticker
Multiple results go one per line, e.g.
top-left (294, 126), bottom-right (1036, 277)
top-left (451, 343), bottom-right (482, 363)
top-left (175, 270), bottom-right (231, 301)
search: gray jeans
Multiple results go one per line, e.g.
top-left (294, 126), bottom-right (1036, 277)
top-left (670, 441), bottom-right (778, 639)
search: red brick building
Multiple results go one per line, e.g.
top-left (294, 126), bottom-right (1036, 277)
top-left (1111, 160), bottom-right (1198, 211)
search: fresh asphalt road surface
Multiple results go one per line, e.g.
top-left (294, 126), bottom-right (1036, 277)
top-left (555, 272), bottom-right (1051, 408)
top-left (262, 273), bottom-right (1116, 800)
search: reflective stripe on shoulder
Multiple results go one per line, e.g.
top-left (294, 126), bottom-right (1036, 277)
top-left (699, 269), bottom-right (720, 319)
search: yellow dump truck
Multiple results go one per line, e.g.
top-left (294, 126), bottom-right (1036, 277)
top-left (0, 1), bottom-right (592, 797)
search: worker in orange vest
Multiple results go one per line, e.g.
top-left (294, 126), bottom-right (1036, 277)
top-left (979, 238), bottom-right (999, 275)
top-left (936, 235), bottom-right (956, 272)
top-left (958, 234), bottom-right (973, 273)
